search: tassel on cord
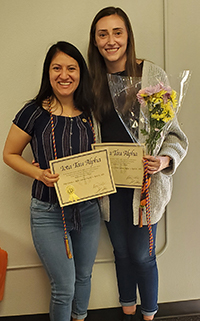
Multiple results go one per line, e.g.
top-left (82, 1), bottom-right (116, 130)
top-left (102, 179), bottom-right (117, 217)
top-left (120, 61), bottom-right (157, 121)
top-left (140, 160), bottom-right (153, 256)
top-left (64, 236), bottom-right (73, 259)
top-left (139, 207), bottom-right (143, 228)
top-left (61, 208), bottom-right (73, 259)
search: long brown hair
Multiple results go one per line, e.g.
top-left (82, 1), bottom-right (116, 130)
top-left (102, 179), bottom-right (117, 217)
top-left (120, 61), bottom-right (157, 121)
top-left (88, 7), bottom-right (142, 121)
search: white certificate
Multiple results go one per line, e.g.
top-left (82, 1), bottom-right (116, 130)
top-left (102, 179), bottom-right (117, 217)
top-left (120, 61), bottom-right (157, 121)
top-left (92, 143), bottom-right (144, 188)
top-left (49, 149), bottom-right (116, 207)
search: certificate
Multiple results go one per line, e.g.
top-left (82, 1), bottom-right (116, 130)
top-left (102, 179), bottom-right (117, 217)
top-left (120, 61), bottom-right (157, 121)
top-left (49, 149), bottom-right (116, 207)
top-left (92, 143), bottom-right (144, 188)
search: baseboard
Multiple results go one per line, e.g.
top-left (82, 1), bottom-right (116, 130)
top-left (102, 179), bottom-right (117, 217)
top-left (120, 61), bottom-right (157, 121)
top-left (0, 299), bottom-right (200, 320)
top-left (155, 299), bottom-right (200, 319)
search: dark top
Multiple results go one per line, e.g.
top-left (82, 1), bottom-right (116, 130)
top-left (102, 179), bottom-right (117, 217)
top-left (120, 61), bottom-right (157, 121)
top-left (101, 67), bottom-right (143, 197)
top-left (13, 100), bottom-right (94, 203)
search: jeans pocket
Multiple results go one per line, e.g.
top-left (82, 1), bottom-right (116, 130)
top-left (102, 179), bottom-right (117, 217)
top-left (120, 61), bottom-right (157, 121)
top-left (30, 198), bottom-right (52, 212)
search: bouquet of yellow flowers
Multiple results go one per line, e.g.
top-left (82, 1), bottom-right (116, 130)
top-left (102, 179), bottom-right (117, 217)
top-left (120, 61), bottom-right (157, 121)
top-left (137, 83), bottom-right (177, 155)
top-left (108, 69), bottom-right (191, 156)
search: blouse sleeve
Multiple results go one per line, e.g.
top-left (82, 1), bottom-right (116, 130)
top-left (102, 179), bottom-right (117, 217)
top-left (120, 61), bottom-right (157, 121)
top-left (13, 101), bottom-right (42, 136)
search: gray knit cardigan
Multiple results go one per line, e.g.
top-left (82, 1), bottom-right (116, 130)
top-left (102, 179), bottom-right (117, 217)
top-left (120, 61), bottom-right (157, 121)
top-left (93, 61), bottom-right (188, 225)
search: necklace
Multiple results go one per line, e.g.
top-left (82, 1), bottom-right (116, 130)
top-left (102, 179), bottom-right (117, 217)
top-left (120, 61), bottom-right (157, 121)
top-left (60, 107), bottom-right (80, 118)
top-left (47, 97), bottom-right (81, 118)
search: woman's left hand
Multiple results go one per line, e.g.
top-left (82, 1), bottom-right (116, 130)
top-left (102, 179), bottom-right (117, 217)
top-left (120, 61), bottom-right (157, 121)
top-left (143, 155), bottom-right (171, 175)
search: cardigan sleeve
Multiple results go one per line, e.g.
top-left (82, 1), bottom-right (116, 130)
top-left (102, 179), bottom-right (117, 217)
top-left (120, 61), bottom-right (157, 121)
top-left (158, 116), bottom-right (188, 175)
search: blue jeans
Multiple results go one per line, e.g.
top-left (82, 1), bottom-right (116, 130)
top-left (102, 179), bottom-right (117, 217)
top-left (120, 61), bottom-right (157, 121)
top-left (106, 188), bottom-right (158, 316)
top-left (30, 198), bottom-right (100, 321)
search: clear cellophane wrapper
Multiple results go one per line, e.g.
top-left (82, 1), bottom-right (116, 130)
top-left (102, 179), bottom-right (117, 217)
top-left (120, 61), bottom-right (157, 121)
top-left (107, 69), bottom-right (191, 156)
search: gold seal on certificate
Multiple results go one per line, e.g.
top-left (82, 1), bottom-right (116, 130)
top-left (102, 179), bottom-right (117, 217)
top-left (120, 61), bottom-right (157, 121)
top-left (92, 143), bottom-right (144, 188)
top-left (49, 149), bottom-right (116, 207)
top-left (66, 185), bottom-right (80, 202)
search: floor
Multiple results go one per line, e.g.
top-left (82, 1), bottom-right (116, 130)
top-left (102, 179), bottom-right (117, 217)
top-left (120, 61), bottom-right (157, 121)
top-left (1, 301), bottom-right (200, 321)
top-left (0, 314), bottom-right (200, 321)
top-left (85, 307), bottom-right (200, 321)
top-left (158, 317), bottom-right (200, 321)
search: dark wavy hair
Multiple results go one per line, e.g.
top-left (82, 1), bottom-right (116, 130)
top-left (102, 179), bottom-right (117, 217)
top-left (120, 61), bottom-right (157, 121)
top-left (88, 7), bottom-right (142, 121)
top-left (35, 41), bottom-right (93, 116)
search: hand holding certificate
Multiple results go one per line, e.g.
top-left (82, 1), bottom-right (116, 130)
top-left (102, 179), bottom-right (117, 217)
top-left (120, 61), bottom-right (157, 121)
top-left (49, 149), bottom-right (116, 207)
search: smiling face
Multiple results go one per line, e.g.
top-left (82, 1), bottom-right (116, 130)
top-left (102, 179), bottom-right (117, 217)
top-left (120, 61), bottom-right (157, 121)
top-left (95, 14), bottom-right (128, 73)
top-left (49, 51), bottom-right (80, 100)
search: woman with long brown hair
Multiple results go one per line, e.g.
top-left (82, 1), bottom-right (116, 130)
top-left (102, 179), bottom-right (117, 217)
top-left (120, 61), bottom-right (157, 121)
top-left (88, 7), bottom-right (188, 321)
top-left (3, 41), bottom-right (101, 321)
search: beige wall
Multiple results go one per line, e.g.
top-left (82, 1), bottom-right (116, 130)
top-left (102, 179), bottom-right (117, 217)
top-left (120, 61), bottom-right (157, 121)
top-left (158, 0), bottom-right (200, 302)
top-left (0, 0), bottom-right (199, 316)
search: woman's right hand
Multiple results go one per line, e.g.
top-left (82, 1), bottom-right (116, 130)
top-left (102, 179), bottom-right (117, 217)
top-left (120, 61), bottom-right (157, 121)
top-left (39, 168), bottom-right (59, 187)
top-left (32, 161), bottom-right (59, 187)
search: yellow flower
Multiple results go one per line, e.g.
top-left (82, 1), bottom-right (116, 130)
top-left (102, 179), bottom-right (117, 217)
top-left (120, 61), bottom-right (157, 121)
top-left (171, 90), bottom-right (177, 108)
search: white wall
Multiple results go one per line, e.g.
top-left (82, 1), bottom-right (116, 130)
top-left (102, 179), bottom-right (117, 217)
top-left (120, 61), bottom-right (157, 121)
top-left (157, 0), bottom-right (200, 302)
top-left (0, 0), bottom-right (199, 317)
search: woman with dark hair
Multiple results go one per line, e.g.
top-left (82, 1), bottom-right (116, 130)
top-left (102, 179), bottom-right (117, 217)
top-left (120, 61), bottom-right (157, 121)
top-left (88, 7), bottom-right (188, 321)
top-left (3, 41), bottom-right (101, 321)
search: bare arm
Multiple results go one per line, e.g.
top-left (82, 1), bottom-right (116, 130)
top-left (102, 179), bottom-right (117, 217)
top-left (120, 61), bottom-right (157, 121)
top-left (3, 124), bottom-right (59, 187)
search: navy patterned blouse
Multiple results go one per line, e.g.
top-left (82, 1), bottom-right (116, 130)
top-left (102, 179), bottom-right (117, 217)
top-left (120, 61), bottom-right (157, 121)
top-left (13, 100), bottom-right (94, 203)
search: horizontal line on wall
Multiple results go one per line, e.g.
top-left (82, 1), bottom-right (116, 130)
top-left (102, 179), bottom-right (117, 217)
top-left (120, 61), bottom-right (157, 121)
top-left (7, 211), bottom-right (168, 271)
top-left (6, 258), bottom-right (115, 271)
